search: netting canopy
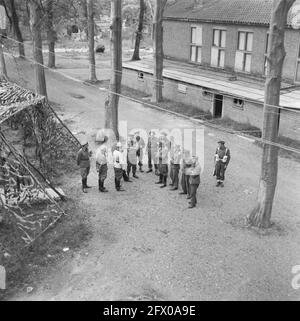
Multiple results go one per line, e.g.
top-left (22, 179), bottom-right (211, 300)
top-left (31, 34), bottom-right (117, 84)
top-left (0, 80), bottom-right (81, 250)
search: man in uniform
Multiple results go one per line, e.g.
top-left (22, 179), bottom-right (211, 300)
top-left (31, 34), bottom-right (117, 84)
top-left (214, 140), bottom-right (231, 187)
top-left (113, 142), bottom-right (125, 192)
top-left (135, 131), bottom-right (145, 173)
top-left (127, 135), bottom-right (139, 179)
top-left (155, 135), bottom-right (169, 188)
top-left (170, 144), bottom-right (181, 191)
top-left (77, 141), bottom-right (92, 193)
top-left (188, 156), bottom-right (202, 208)
top-left (146, 131), bottom-right (159, 174)
top-left (179, 150), bottom-right (191, 196)
top-left (95, 136), bottom-right (108, 193)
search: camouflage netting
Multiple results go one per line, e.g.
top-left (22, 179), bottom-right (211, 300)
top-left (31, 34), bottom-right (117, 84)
top-left (0, 80), bottom-right (81, 250)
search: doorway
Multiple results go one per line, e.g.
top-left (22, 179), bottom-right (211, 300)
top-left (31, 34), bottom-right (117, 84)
top-left (213, 94), bottom-right (223, 118)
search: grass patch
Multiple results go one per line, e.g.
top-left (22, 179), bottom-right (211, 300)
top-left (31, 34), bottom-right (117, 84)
top-left (121, 85), bottom-right (212, 119)
top-left (210, 117), bottom-right (262, 138)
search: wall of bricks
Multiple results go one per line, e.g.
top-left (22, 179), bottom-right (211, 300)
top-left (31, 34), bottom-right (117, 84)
top-left (163, 20), bottom-right (300, 83)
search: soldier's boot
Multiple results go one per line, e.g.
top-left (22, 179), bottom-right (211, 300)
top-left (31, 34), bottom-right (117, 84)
top-left (160, 176), bottom-right (167, 188)
top-left (84, 178), bottom-right (91, 189)
top-left (82, 179), bottom-right (87, 193)
top-left (102, 180), bottom-right (108, 192)
top-left (139, 162), bottom-right (144, 173)
top-left (99, 180), bottom-right (108, 193)
top-left (155, 174), bottom-right (163, 184)
top-left (133, 168), bottom-right (139, 179)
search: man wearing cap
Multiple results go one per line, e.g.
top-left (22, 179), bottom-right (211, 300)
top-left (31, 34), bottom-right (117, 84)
top-left (214, 140), bottom-right (231, 187)
top-left (170, 144), bottom-right (181, 191)
top-left (77, 141), bottom-right (92, 193)
top-left (113, 142), bottom-right (125, 191)
top-left (95, 136), bottom-right (109, 193)
top-left (188, 156), bottom-right (202, 208)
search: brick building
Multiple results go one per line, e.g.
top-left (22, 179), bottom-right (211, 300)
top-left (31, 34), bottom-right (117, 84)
top-left (122, 0), bottom-right (300, 140)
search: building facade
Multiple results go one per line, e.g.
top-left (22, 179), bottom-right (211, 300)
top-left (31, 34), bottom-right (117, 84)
top-left (122, 0), bottom-right (300, 141)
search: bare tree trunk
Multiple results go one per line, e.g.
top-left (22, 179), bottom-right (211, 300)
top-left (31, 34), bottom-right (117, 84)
top-left (151, 0), bottom-right (167, 103)
top-left (247, 0), bottom-right (295, 228)
top-left (28, 0), bottom-right (47, 98)
top-left (0, 40), bottom-right (8, 80)
top-left (87, 0), bottom-right (97, 82)
top-left (46, 0), bottom-right (56, 68)
top-left (132, 0), bottom-right (145, 61)
top-left (7, 0), bottom-right (25, 58)
top-left (80, 0), bottom-right (88, 40)
top-left (105, 0), bottom-right (122, 140)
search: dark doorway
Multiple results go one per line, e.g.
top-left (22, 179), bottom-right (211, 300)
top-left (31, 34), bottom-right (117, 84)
top-left (214, 94), bottom-right (223, 118)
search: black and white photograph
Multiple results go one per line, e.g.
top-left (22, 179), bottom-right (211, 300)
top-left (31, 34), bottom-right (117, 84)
top-left (0, 0), bottom-right (300, 305)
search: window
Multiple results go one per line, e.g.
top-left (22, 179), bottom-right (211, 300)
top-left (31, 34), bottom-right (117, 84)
top-left (295, 44), bottom-right (300, 82)
top-left (235, 31), bottom-right (253, 72)
top-left (264, 33), bottom-right (269, 76)
top-left (211, 29), bottom-right (226, 68)
top-left (190, 26), bottom-right (202, 63)
top-left (233, 98), bottom-right (244, 110)
top-left (138, 71), bottom-right (144, 81)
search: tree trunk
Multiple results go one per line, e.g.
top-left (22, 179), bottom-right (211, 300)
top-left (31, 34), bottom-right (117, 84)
top-left (247, 0), bottom-right (295, 228)
top-left (151, 0), bottom-right (167, 103)
top-left (105, 0), bottom-right (122, 140)
top-left (132, 0), bottom-right (145, 61)
top-left (46, 0), bottom-right (56, 68)
top-left (8, 0), bottom-right (25, 58)
top-left (28, 0), bottom-right (47, 98)
top-left (0, 40), bottom-right (8, 80)
top-left (80, 0), bottom-right (88, 40)
top-left (87, 0), bottom-right (97, 82)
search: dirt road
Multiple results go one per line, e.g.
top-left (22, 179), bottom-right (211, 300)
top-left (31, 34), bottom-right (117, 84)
top-left (6, 56), bottom-right (300, 301)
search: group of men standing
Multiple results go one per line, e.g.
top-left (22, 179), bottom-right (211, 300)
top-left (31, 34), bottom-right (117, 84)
top-left (76, 131), bottom-right (231, 209)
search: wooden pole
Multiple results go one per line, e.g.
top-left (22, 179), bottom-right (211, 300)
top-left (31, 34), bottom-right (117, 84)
top-left (151, 0), bottom-right (167, 103)
top-left (87, 0), bottom-right (97, 82)
top-left (247, 0), bottom-right (296, 228)
top-left (105, 0), bottom-right (122, 140)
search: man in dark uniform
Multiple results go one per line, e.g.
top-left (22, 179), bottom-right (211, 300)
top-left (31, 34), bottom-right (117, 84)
top-left (135, 132), bottom-right (145, 173)
top-left (77, 141), bottom-right (92, 193)
top-left (214, 140), bottom-right (231, 187)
